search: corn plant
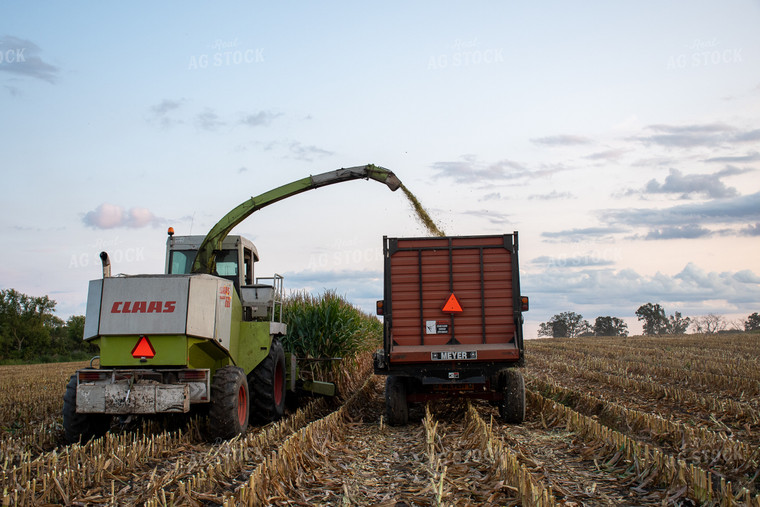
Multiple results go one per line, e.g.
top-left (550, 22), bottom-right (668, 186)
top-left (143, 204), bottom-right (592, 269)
top-left (281, 290), bottom-right (381, 381)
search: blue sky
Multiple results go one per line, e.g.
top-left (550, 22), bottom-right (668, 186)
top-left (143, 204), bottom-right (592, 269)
top-left (1, 1), bottom-right (759, 337)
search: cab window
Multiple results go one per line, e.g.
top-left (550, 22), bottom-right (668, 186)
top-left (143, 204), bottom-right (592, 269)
top-left (169, 250), bottom-right (195, 274)
top-left (215, 250), bottom-right (238, 276)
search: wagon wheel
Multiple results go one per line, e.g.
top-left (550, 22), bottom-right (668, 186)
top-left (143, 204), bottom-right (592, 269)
top-left (385, 375), bottom-right (409, 426)
top-left (499, 368), bottom-right (525, 424)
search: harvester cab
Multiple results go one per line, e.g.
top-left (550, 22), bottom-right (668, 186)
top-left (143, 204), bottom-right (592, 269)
top-left (165, 233), bottom-right (281, 323)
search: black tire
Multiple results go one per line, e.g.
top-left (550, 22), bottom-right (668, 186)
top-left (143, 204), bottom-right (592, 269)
top-left (499, 368), bottom-right (525, 424)
top-left (385, 375), bottom-right (409, 426)
top-left (62, 374), bottom-right (111, 444)
top-left (250, 338), bottom-right (286, 423)
top-left (209, 366), bottom-right (249, 439)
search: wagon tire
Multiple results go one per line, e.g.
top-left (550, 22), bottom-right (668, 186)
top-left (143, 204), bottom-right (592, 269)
top-left (250, 338), bottom-right (286, 423)
top-left (385, 375), bottom-right (409, 426)
top-left (499, 368), bottom-right (525, 424)
top-left (209, 366), bottom-right (249, 439)
top-left (62, 374), bottom-right (111, 444)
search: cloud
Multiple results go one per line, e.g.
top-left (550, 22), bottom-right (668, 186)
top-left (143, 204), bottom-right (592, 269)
top-left (584, 148), bottom-right (628, 161)
top-left (530, 135), bottom-right (593, 146)
top-left (196, 109), bottom-right (224, 130)
top-left (603, 192), bottom-right (760, 229)
top-left (149, 99), bottom-right (185, 127)
top-left (240, 110), bottom-right (281, 127)
top-left (288, 142), bottom-right (333, 161)
top-left (633, 123), bottom-right (760, 148)
top-left (478, 192), bottom-right (502, 202)
top-left (531, 255), bottom-right (616, 268)
top-left (461, 209), bottom-right (511, 225)
top-left (431, 155), bottom-right (570, 184)
top-left (0, 36), bottom-right (59, 84)
top-left (703, 151), bottom-right (760, 163)
top-left (733, 129), bottom-right (760, 142)
top-left (528, 190), bottom-right (573, 200)
top-left (523, 263), bottom-right (760, 318)
top-left (82, 203), bottom-right (163, 229)
top-left (541, 226), bottom-right (628, 243)
top-left (151, 99), bottom-right (183, 115)
top-left (644, 224), bottom-right (712, 240)
top-left (642, 168), bottom-right (738, 199)
top-left (734, 269), bottom-right (760, 284)
top-left (740, 223), bottom-right (760, 236)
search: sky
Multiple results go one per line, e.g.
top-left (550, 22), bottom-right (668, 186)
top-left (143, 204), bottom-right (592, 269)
top-left (1, 1), bottom-right (759, 338)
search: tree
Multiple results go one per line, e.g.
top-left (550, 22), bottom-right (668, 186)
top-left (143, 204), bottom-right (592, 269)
top-left (666, 312), bottom-right (691, 335)
top-left (0, 289), bottom-right (57, 360)
top-left (692, 313), bottom-right (726, 334)
top-left (593, 316), bottom-right (629, 337)
top-left (538, 312), bottom-right (591, 338)
top-left (745, 312), bottom-right (760, 332)
top-left (635, 303), bottom-right (667, 336)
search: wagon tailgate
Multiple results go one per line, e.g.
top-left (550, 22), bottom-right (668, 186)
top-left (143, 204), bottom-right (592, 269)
top-left (386, 235), bottom-right (520, 364)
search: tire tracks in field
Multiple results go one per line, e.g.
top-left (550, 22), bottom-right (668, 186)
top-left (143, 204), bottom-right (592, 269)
top-left (256, 377), bottom-right (519, 506)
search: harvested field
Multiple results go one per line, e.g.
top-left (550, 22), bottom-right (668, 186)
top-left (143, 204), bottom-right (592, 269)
top-left (2, 333), bottom-right (759, 506)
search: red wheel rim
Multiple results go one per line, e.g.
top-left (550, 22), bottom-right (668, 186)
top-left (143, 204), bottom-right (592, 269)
top-left (274, 361), bottom-right (284, 406)
top-left (237, 384), bottom-right (247, 426)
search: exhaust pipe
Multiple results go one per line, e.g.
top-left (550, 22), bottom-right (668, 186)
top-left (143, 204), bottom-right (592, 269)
top-left (99, 251), bottom-right (111, 278)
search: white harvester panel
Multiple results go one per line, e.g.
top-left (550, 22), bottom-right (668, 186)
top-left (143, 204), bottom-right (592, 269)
top-left (85, 274), bottom-right (233, 350)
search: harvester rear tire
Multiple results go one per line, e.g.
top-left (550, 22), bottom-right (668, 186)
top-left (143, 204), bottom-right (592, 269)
top-left (385, 375), bottom-right (409, 426)
top-left (250, 338), bottom-right (286, 423)
top-left (209, 366), bottom-right (249, 439)
top-left (62, 375), bottom-right (111, 444)
top-left (499, 368), bottom-right (525, 424)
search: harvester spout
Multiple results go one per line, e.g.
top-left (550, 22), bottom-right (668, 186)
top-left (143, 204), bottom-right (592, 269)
top-left (366, 165), bottom-right (402, 191)
top-left (191, 164), bottom-right (402, 275)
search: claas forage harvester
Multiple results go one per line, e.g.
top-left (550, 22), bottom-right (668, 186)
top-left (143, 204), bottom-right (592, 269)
top-left (64, 165), bottom-right (401, 442)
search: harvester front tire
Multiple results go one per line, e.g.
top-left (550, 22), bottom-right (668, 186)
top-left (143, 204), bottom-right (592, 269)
top-left (499, 368), bottom-right (525, 424)
top-left (209, 366), bottom-right (249, 439)
top-left (62, 375), bottom-right (111, 444)
top-left (250, 338), bottom-right (286, 423)
top-left (385, 375), bottom-right (409, 426)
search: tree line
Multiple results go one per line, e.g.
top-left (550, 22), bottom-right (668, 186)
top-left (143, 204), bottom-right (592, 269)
top-left (0, 288), bottom-right (94, 363)
top-left (538, 303), bottom-right (760, 338)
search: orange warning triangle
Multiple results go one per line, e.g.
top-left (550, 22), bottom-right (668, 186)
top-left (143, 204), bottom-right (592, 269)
top-left (442, 293), bottom-right (463, 313)
top-left (132, 336), bottom-right (156, 358)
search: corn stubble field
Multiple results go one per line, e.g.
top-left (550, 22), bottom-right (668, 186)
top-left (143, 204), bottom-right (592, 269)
top-left (1, 333), bottom-right (759, 506)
